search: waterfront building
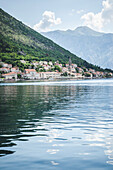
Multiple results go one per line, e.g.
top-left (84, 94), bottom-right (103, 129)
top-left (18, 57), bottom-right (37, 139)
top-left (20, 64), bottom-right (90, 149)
top-left (2, 72), bottom-right (17, 80)
top-left (40, 72), bottom-right (61, 79)
top-left (0, 67), bottom-right (10, 72)
top-left (23, 69), bottom-right (40, 79)
top-left (11, 67), bottom-right (20, 72)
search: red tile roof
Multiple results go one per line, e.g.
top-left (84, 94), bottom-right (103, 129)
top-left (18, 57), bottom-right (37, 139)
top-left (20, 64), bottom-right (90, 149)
top-left (25, 69), bottom-right (36, 72)
top-left (2, 72), bottom-right (17, 76)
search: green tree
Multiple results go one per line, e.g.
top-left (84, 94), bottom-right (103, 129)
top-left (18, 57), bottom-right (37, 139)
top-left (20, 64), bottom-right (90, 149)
top-left (61, 72), bottom-right (68, 76)
top-left (17, 74), bottom-right (22, 79)
top-left (54, 65), bottom-right (62, 72)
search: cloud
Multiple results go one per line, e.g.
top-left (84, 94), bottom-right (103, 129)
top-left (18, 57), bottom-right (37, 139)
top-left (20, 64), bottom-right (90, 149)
top-left (102, 0), bottom-right (113, 22)
top-left (81, 0), bottom-right (113, 31)
top-left (81, 12), bottom-right (103, 31)
top-left (33, 11), bottom-right (62, 32)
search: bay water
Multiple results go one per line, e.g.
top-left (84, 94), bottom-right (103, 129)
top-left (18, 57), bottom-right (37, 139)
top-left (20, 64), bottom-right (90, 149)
top-left (0, 79), bottom-right (113, 169)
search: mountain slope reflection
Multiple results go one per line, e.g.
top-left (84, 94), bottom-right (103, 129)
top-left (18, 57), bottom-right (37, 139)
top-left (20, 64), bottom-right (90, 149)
top-left (0, 85), bottom-right (87, 156)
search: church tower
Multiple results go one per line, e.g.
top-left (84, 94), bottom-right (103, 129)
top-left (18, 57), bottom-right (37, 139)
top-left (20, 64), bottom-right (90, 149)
top-left (69, 57), bottom-right (72, 72)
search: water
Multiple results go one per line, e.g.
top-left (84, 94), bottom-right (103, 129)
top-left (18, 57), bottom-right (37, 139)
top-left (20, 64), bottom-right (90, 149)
top-left (0, 79), bottom-right (113, 170)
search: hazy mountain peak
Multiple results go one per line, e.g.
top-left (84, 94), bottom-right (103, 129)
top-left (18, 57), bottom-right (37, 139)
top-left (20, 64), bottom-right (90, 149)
top-left (75, 26), bottom-right (93, 31)
top-left (74, 26), bottom-right (104, 36)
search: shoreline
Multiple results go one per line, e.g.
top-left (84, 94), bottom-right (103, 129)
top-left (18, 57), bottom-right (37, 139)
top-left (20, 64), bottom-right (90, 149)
top-left (0, 77), bottom-right (112, 83)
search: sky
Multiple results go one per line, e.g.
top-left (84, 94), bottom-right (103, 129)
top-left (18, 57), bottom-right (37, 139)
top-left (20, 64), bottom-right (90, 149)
top-left (0, 0), bottom-right (113, 33)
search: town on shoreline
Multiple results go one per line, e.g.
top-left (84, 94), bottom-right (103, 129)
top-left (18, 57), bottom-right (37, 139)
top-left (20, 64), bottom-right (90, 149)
top-left (0, 59), bottom-right (113, 82)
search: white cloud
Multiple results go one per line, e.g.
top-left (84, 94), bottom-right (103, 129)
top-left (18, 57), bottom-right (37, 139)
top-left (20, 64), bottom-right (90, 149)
top-left (33, 11), bottom-right (62, 32)
top-left (81, 12), bottom-right (103, 31)
top-left (102, 0), bottom-right (113, 23)
top-left (81, 0), bottom-right (113, 31)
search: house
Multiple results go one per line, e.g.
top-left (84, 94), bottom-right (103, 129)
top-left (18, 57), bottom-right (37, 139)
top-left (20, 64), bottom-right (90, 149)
top-left (54, 61), bottom-right (59, 65)
top-left (95, 71), bottom-right (102, 77)
top-left (2, 63), bottom-right (8, 67)
top-left (0, 67), bottom-right (10, 72)
top-left (58, 64), bottom-right (62, 68)
top-left (84, 72), bottom-right (93, 78)
top-left (23, 69), bottom-right (40, 79)
top-left (49, 61), bottom-right (53, 66)
top-left (7, 64), bottom-right (12, 68)
top-left (66, 72), bottom-right (83, 78)
top-left (1, 63), bottom-right (12, 68)
top-left (100, 72), bottom-right (104, 76)
top-left (2, 72), bottom-right (17, 80)
top-left (43, 61), bottom-right (48, 65)
top-left (66, 64), bottom-right (69, 68)
top-left (31, 62), bottom-right (39, 68)
top-left (11, 67), bottom-right (20, 72)
top-left (108, 73), bottom-right (113, 76)
top-left (0, 61), bottom-right (3, 65)
top-left (75, 73), bottom-right (83, 78)
top-left (62, 67), bottom-right (68, 73)
top-left (82, 67), bottom-right (88, 72)
top-left (77, 67), bottom-right (83, 73)
top-left (40, 72), bottom-right (61, 79)
top-left (89, 69), bottom-right (95, 73)
top-left (43, 65), bottom-right (51, 71)
top-left (8, 64), bottom-right (12, 68)
top-left (38, 61), bottom-right (43, 66)
top-left (71, 67), bottom-right (76, 73)
top-left (92, 72), bottom-right (97, 77)
top-left (72, 64), bottom-right (77, 68)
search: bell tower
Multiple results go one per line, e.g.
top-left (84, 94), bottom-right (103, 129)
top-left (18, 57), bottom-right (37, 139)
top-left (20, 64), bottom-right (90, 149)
top-left (69, 57), bottom-right (72, 72)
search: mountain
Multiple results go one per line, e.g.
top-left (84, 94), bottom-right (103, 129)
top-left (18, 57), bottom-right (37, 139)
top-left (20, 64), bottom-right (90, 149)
top-left (0, 9), bottom-right (96, 70)
top-left (0, 8), bottom-right (111, 73)
top-left (42, 26), bottom-right (113, 69)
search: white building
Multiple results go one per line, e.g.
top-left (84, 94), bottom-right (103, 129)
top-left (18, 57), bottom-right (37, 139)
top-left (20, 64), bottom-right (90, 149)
top-left (23, 69), bottom-right (40, 79)
top-left (62, 67), bottom-right (68, 73)
top-left (40, 72), bottom-right (61, 79)
top-left (74, 73), bottom-right (84, 78)
top-left (38, 61), bottom-right (43, 66)
top-left (0, 67), bottom-right (10, 72)
top-left (43, 61), bottom-right (48, 65)
top-left (31, 62), bottom-right (39, 67)
top-left (11, 67), bottom-right (20, 72)
top-left (71, 67), bottom-right (76, 73)
top-left (2, 63), bottom-right (8, 67)
top-left (7, 64), bottom-right (12, 68)
top-left (72, 64), bottom-right (77, 68)
top-left (49, 61), bottom-right (53, 66)
top-left (43, 65), bottom-right (51, 71)
top-left (2, 72), bottom-right (17, 80)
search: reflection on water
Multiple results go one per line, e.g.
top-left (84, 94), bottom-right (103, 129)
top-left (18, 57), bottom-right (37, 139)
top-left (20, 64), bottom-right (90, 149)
top-left (0, 80), bottom-right (113, 169)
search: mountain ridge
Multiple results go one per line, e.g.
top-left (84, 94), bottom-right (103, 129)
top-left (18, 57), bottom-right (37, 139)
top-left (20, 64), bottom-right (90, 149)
top-left (42, 26), bottom-right (113, 69)
top-left (43, 26), bottom-right (104, 36)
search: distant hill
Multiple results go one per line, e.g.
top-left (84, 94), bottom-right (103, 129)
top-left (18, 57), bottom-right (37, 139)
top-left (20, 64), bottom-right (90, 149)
top-left (42, 26), bottom-right (113, 69)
